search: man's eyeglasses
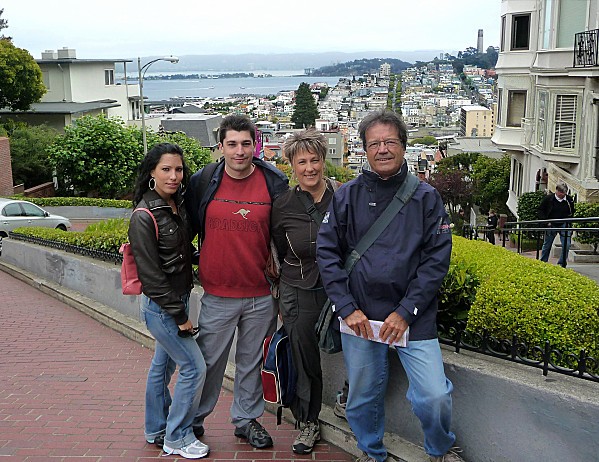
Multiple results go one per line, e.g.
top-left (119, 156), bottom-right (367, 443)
top-left (178, 327), bottom-right (200, 338)
top-left (365, 139), bottom-right (402, 152)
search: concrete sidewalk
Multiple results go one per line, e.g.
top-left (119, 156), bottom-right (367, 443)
top-left (0, 269), bottom-right (355, 461)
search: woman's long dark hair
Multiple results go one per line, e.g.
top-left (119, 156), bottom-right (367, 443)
top-left (132, 143), bottom-right (189, 207)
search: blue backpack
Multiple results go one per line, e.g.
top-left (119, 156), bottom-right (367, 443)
top-left (261, 325), bottom-right (297, 424)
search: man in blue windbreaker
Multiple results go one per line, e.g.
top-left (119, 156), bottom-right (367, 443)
top-left (316, 110), bottom-right (463, 462)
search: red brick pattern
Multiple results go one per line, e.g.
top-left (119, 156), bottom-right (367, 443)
top-left (0, 137), bottom-right (14, 196)
top-left (0, 270), bottom-right (354, 461)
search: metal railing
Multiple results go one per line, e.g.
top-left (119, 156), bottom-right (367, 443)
top-left (9, 232), bottom-right (122, 264)
top-left (464, 217), bottom-right (599, 268)
top-left (438, 321), bottom-right (598, 382)
top-left (574, 29), bottom-right (599, 68)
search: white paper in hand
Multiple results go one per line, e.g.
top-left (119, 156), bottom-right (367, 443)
top-left (339, 318), bottom-right (409, 347)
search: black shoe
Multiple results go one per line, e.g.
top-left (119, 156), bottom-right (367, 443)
top-left (147, 434), bottom-right (164, 448)
top-left (234, 419), bottom-right (273, 448)
top-left (193, 426), bottom-right (205, 438)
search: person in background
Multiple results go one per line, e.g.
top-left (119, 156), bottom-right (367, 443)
top-left (129, 143), bottom-right (209, 459)
top-left (317, 110), bottom-right (463, 462)
top-left (185, 115), bottom-right (288, 449)
top-left (538, 182), bottom-right (575, 267)
top-left (271, 129), bottom-right (336, 454)
top-left (486, 209), bottom-right (498, 245)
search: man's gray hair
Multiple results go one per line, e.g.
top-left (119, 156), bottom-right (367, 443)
top-left (555, 182), bottom-right (568, 193)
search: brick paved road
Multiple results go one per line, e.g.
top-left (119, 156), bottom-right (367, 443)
top-left (0, 270), bottom-right (354, 461)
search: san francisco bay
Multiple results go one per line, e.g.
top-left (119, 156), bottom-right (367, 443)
top-left (137, 71), bottom-right (344, 101)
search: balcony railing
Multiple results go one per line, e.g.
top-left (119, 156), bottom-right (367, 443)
top-left (574, 29), bottom-right (599, 68)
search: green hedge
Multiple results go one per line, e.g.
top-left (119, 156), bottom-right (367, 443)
top-left (5, 196), bottom-right (132, 208)
top-left (450, 236), bottom-right (599, 359)
top-left (11, 225), bottom-right (599, 359)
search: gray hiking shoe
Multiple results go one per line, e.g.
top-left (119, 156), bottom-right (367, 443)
top-left (355, 452), bottom-right (377, 462)
top-left (429, 446), bottom-right (465, 462)
top-left (292, 421), bottom-right (320, 454)
top-left (334, 391), bottom-right (347, 420)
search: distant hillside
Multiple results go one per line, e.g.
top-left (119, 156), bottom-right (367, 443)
top-left (311, 58), bottom-right (412, 77)
top-left (125, 51), bottom-right (440, 72)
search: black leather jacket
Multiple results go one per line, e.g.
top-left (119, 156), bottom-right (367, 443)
top-left (128, 190), bottom-right (194, 325)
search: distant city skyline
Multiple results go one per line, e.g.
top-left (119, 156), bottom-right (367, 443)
top-left (4, 0), bottom-right (500, 61)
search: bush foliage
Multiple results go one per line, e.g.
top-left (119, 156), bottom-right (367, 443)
top-left (10, 227), bottom-right (599, 359)
top-left (450, 237), bottom-right (599, 359)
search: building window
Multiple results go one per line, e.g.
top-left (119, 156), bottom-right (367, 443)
top-left (511, 14), bottom-right (530, 50)
top-left (42, 70), bottom-right (50, 89)
top-left (328, 138), bottom-right (337, 144)
top-left (553, 94), bottom-right (577, 149)
top-left (511, 158), bottom-right (524, 195)
top-left (506, 90), bottom-right (527, 127)
top-left (537, 91), bottom-right (547, 145)
top-left (542, 0), bottom-right (554, 49)
top-left (497, 88), bottom-right (503, 125)
top-left (500, 16), bottom-right (506, 52)
top-left (556, 0), bottom-right (586, 48)
top-left (104, 69), bottom-right (115, 86)
top-left (329, 148), bottom-right (336, 155)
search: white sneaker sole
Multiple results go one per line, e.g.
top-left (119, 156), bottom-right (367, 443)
top-left (162, 444), bottom-right (209, 459)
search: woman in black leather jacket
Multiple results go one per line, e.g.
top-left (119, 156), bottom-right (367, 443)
top-left (129, 143), bottom-right (209, 459)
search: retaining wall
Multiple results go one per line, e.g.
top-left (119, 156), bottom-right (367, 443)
top-left (1, 238), bottom-right (598, 462)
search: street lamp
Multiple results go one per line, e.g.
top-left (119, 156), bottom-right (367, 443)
top-left (138, 56), bottom-right (179, 154)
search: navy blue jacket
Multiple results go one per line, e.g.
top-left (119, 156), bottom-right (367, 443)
top-left (316, 163), bottom-right (452, 341)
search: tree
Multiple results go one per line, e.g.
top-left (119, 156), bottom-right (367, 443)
top-left (145, 130), bottom-right (212, 174)
top-left (436, 152), bottom-right (480, 173)
top-left (0, 9), bottom-right (9, 40)
top-left (324, 161), bottom-right (355, 183)
top-left (291, 82), bottom-right (319, 129)
top-left (428, 169), bottom-right (474, 220)
top-left (471, 154), bottom-right (511, 214)
top-left (48, 115), bottom-right (213, 198)
top-left (8, 123), bottom-right (58, 188)
top-left (0, 40), bottom-right (46, 110)
top-left (48, 115), bottom-right (141, 198)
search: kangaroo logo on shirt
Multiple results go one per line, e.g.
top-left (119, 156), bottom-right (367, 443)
top-left (233, 208), bottom-right (251, 219)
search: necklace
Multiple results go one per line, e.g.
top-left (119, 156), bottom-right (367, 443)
top-left (225, 164), bottom-right (255, 180)
top-left (312, 180), bottom-right (328, 203)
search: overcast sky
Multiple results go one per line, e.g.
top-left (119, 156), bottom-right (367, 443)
top-left (5, 0), bottom-right (500, 59)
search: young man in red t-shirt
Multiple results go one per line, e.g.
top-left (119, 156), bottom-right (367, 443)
top-left (185, 115), bottom-right (288, 449)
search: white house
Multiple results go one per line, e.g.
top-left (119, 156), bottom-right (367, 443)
top-left (0, 47), bottom-right (140, 132)
top-left (492, 0), bottom-right (599, 215)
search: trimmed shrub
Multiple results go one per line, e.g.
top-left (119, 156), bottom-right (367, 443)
top-left (574, 202), bottom-right (599, 253)
top-left (452, 237), bottom-right (599, 360)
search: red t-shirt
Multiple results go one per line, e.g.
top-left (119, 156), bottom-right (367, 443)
top-left (199, 168), bottom-right (272, 297)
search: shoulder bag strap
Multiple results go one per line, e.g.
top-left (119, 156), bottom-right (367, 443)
top-left (133, 208), bottom-right (158, 240)
top-left (344, 173), bottom-right (420, 275)
top-left (297, 188), bottom-right (324, 225)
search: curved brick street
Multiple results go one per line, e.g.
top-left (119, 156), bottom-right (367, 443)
top-left (0, 269), bottom-right (354, 461)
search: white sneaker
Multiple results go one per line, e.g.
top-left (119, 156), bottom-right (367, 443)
top-left (163, 439), bottom-right (209, 459)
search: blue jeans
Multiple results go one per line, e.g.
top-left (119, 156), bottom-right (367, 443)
top-left (141, 294), bottom-right (206, 449)
top-left (342, 334), bottom-right (455, 461)
top-left (541, 223), bottom-right (570, 266)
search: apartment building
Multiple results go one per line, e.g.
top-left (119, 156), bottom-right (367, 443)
top-left (492, 0), bottom-right (599, 215)
top-left (460, 105), bottom-right (494, 137)
top-left (0, 47), bottom-right (140, 132)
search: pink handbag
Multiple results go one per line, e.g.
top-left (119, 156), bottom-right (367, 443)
top-left (119, 208), bottom-right (158, 295)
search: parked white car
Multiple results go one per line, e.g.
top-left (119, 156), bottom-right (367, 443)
top-left (0, 198), bottom-right (72, 237)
